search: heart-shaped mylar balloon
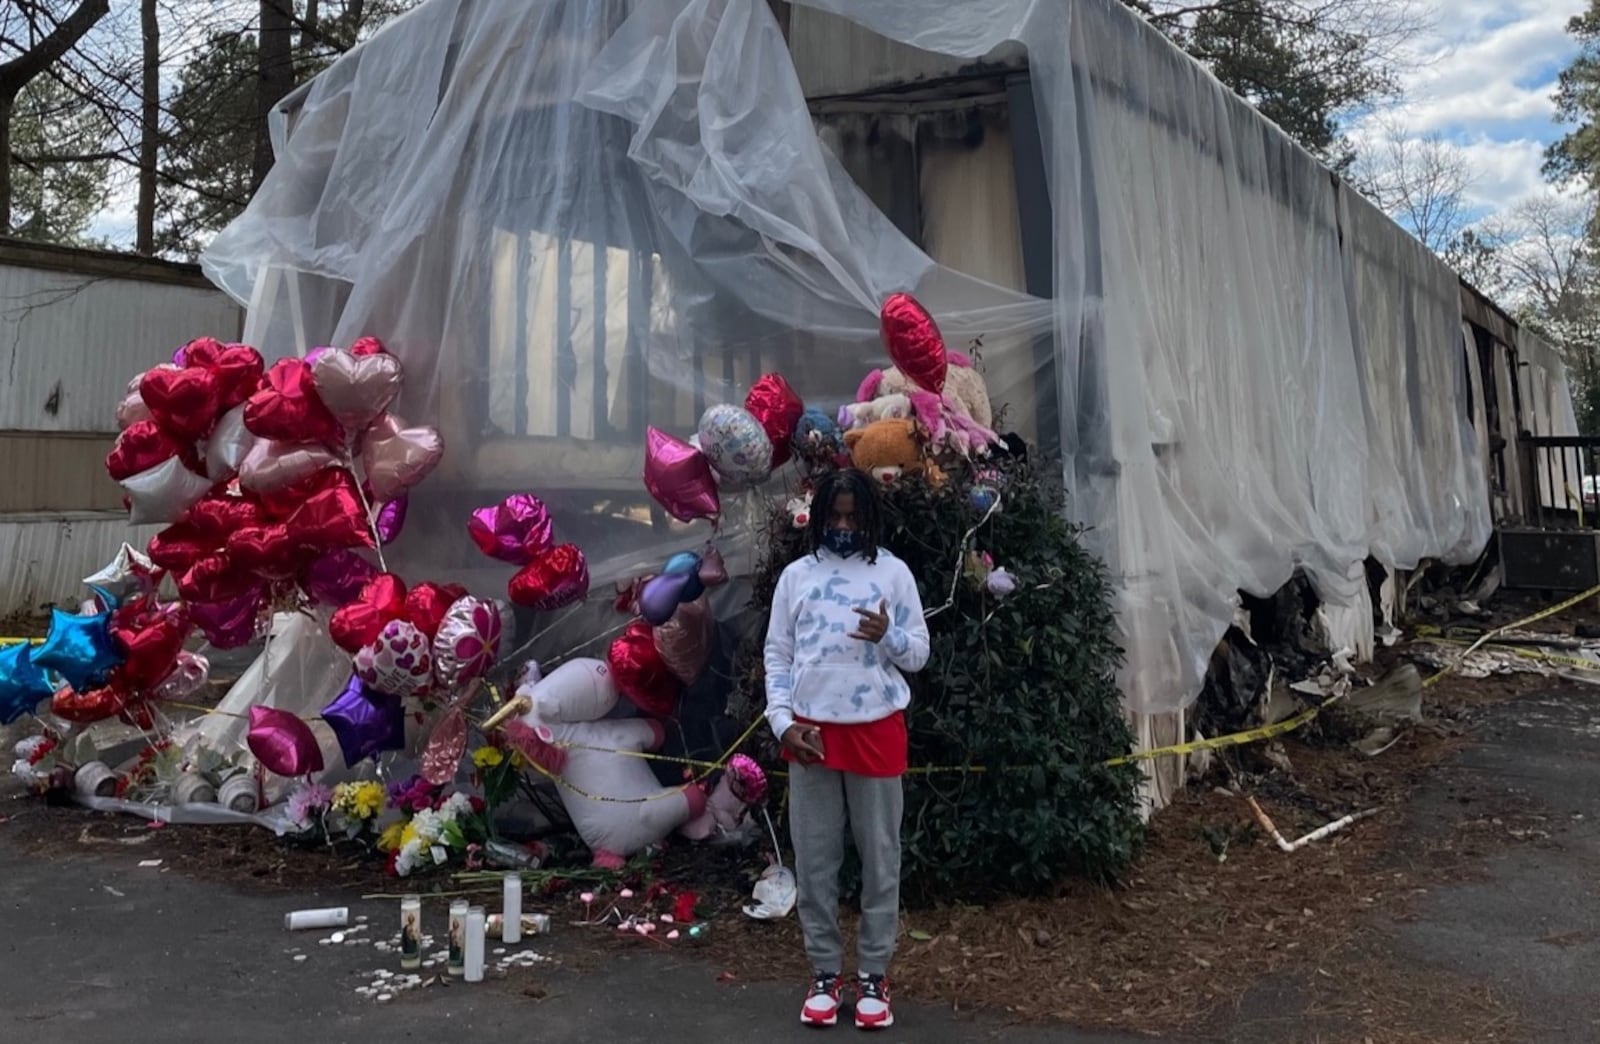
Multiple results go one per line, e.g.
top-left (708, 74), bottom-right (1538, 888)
top-left (311, 348), bottom-right (404, 434)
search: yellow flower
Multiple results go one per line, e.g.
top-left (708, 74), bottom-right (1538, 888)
top-left (400, 821), bottom-right (419, 848)
top-left (352, 781), bottom-right (385, 819)
top-left (471, 746), bottom-right (504, 770)
top-left (377, 821), bottom-right (406, 852)
top-left (333, 780), bottom-right (386, 820)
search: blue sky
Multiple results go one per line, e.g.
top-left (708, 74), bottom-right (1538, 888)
top-left (1353, 0), bottom-right (1587, 217)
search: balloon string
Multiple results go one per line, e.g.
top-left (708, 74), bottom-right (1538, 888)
top-left (344, 457), bottom-right (388, 573)
top-left (922, 496), bottom-right (1000, 621)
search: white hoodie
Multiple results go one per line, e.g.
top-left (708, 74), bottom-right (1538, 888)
top-left (763, 547), bottom-right (930, 739)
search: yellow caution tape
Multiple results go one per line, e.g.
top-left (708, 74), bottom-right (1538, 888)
top-left (1420, 583), bottom-right (1600, 689)
top-left (1419, 636), bottom-right (1600, 674)
top-left (1102, 697), bottom-right (1338, 766)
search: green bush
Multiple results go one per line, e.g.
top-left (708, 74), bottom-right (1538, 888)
top-left (733, 453), bottom-right (1145, 903)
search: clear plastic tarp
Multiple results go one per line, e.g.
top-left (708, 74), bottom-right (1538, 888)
top-left (202, 0), bottom-right (1494, 715)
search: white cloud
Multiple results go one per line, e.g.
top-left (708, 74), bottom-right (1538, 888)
top-left (1348, 0), bottom-right (1586, 218)
top-left (1455, 137), bottom-right (1558, 208)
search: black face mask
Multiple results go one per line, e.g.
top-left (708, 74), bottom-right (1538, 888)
top-left (821, 528), bottom-right (864, 557)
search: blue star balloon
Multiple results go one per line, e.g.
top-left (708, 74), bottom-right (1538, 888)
top-left (322, 675), bottom-right (406, 767)
top-left (0, 642), bottom-right (54, 725)
top-left (33, 607), bottom-right (123, 693)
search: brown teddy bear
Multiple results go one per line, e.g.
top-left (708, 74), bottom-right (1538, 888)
top-left (842, 418), bottom-right (945, 487)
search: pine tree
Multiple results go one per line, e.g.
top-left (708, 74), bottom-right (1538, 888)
top-left (734, 452), bottom-right (1145, 903)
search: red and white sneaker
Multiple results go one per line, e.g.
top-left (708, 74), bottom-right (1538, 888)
top-left (854, 973), bottom-right (894, 1030)
top-left (801, 972), bottom-right (843, 1027)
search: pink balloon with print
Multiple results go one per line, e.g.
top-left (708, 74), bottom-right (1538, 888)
top-left (353, 618), bottom-right (433, 698)
top-left (432, 596), bottom-right (506, 688)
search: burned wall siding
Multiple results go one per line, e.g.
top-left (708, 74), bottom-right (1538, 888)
top-left (789, 4), bottom-right (1025, 100)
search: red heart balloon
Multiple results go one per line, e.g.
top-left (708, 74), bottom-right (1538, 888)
top-left (209, 344), bottom-right (266, 408)
top-left (106, 420), bottom-right (186, 482)
top-left (51, 682), bottom-right (132, 725)
top-left (607, 619), bottom-right (679, 716)
top-left (178, 337), bottom-right (226, 368)
top-left (287, 470), bottom-right (374, 551)
top-left (329, 573), bottom-right (408, 653)
top-left (243, 358), bottom-right (342, 448)
top-left (226, 523), bottom-right (304, 578)
top-left (183, 492), bottom-right (265, 544)
top-left (141, 365), bottom-right (224, 441)
top-left (349, 336), bottom-right (387, 357)
top-left (404, 582), bottom-right (468, 640)
top-left (508, 544), bottom-right (590, 611)
top-left (111, 602), bottom-right (192, 689)
top-left (177, 552), bottom-right (256, 603)
top-left (744, 373), bottom-right (805, 468)
top-left (880, 292), bottom-right (948, 395)
top-left (147, 524), bottom-right (214, 572)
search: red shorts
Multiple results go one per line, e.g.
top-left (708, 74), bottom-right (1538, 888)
top-left (781, 712), bottom-right (907, 777)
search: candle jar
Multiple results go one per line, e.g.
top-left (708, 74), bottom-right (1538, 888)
top-left (464, 906), bottom-right (486, 983)
top-left (447, 899), bottom-right (468, 976)
top-left (400, 894), bottom-right (422, 970)
top-left (502, 873), bottom-right (522, 943)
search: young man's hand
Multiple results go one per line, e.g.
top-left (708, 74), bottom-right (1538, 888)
top-left (849, 599), bottom-right (890, 643)
top-left (781, 724), bottom-right (826, 764)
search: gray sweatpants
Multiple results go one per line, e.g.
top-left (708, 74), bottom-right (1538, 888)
top-left (788, 762), bottom-right (904, 977)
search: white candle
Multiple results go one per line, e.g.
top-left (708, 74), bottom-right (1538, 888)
top-left (464, 906), bottom-right (486, 982)
top-left (447, 900), bottom-right (468, 976)
top-left (502, 874), bottom-right (522, 944)
top-left (283, 907), bottom-right (348, 931)
top-left (399, 895), bottom-right (421, 970)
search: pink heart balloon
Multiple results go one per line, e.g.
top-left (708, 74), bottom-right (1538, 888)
top-left (362, 413), bottom-right (444, 502)
top-left (643, 427), bottom-right (721, 523)
top-left (237, 438), bottom-right (340, 494)
top-left (247, 705), bottom-right (325, 777)
top-left (116, 390), bottom-right (152, 430)
top-left (311, 347), bottom-right (404, 434)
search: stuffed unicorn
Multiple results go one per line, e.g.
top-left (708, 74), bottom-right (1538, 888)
top-left (500, 658), bottom-right (762, 868)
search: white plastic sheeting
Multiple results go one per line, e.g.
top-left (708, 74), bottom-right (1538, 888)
top-left (1519, 331), bottom-right (1584, 513)
top-left (202, 0), bottom-right (1492, 715)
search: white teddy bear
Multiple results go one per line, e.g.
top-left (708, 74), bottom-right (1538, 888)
top-left (836, 392), bottom-right (911, 431)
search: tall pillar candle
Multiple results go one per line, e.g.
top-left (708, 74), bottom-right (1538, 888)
top-left (502, 873), bottom-right (522, 943)
top-left (400, 894), bottom-right (422, 970)
top-left (447, 899), bottom-right (468, 976)
top-left (464, 905), bottom-right (486, 982)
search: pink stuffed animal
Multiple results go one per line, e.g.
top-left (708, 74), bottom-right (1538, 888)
top-left (858, 350), bottom-right (998, 456)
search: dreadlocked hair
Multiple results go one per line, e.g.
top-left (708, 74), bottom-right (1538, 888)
top-left (806, 467), bottom-right (885, 564)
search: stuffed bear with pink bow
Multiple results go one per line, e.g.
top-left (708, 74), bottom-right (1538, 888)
top-left (499, 658), bottom-right (764, 868)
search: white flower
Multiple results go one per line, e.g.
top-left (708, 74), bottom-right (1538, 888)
top-left (410, 808), bottom-right (444, 843)
top-left (442, 792), bottom-right (472, 820)
top-left (986, 567), bottom-right (1017, 599)
top-left (395, 838), bottom-right (424, 877)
